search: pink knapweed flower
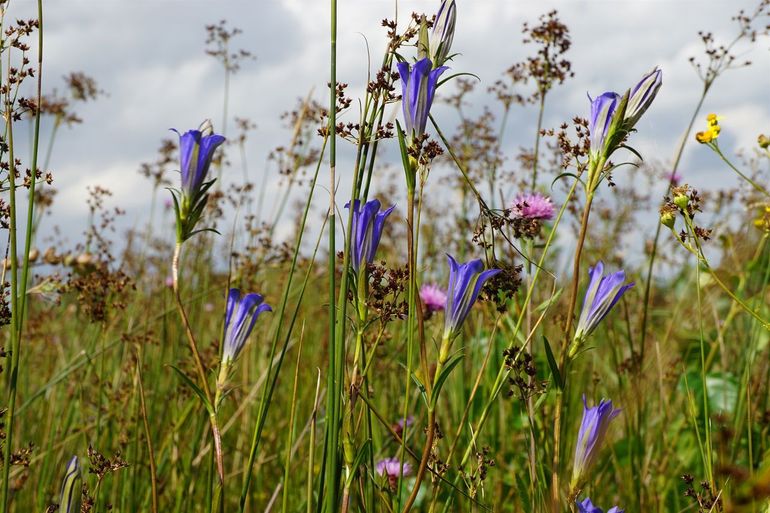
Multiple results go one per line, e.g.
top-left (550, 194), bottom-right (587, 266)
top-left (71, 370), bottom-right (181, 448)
top-left (420, 283), bottom-right (447, 313)
top-left (511, 192), bottom-right (555, 220)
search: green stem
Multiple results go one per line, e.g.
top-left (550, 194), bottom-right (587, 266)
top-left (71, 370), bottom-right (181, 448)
top-left (322, 0), bottom-right (341, 508)
top-left (434, 177), bottom-right (580, 513)
top-left (639, 89), bottom-right (707, 362)
top-left (171, 242), bottom-right (225, 487)
top-left (712, 143), bottom-right (770, 198)
top-left (239, 137), bottom-right (327, 511)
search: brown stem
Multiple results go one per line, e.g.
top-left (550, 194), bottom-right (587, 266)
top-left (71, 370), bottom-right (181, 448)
top-left (401, 410), bottom-right (436, 513)
top-left (561, 192), bottom-right (595, 352)
top-left (553, 189), bottom-right (595, 512)
top-left (172, 242), bottom-right (225, 485)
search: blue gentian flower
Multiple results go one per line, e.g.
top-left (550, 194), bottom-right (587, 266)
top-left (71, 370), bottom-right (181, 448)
top-left (572, 396), bottom-right (621, 487)
top-left (625, 67), bottom-right (662, 127)
top-left (429, 0), bottom-right (456, 68)
top-left (174, 123), bottom-right (226, 199)
top-left (577, 497), bottom-right (624, 513)
top-left (58, 456), bottom-right (82, 513)
top-left (397, 58), bottom-right (448, 140)
top-left (443, 255), bottom-right (500, 340)
top-left (588, 92), bottom-right (620, 157)
top-left (169, 120), bottom-right (226, 242)
top-left (222, 288), bottom-right (272, 364)
top-left (345, 199), bottom-right (395, 274)
top-left (571, 261), bottom-right (634, 355)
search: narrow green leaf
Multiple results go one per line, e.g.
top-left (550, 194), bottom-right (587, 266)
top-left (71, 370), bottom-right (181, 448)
top-left (430, 352), bottom-right (464, 409)
top-left (169, 365), bottom-right (213, 415)
top-left (345, 439), bottom-right (371, 486)
top-left (542, 336), bottom-right (562, 390)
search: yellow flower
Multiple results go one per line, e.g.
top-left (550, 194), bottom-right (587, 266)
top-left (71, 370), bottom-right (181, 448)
top-left (695, 113), bottom-right (721, 144)
top-left (754, 206), bottom-right (770, 232)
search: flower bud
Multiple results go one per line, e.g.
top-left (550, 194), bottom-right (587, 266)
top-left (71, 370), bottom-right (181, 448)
top-left (660, 209), bottom-right (676, 229)
top-left (673, 194), bottom-right (689, 210)
top-left (198, 118), bottom-right (214, 137)
top-left (429, 0), bottom-right (456, 67)
top-left (759, 134), bottom-right (770, 149)
top-left (624, 68), bottom-right (662, 128)
top-left (58, 456), bottom-right (82, 513)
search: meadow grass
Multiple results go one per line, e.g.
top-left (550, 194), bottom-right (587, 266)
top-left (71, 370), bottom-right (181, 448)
top-left (1, 1), bottom-right (770, 512)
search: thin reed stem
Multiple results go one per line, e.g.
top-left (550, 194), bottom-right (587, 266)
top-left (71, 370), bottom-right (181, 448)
top-left (171, 242), bottom-right (225, 486)
top-left (1, 42), bottom-right (21, 513)
top-left (322, 0), bottom-right (341, 507)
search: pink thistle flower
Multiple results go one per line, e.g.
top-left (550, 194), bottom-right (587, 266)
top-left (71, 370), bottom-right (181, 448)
top-left (420, 283), bottom-right (447, 313)
top-left (511, 192), bottom-right (556, 220)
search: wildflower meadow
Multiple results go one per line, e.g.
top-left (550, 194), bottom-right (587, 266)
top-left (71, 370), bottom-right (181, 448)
top-left (1, 1), bottom-right (770, 512)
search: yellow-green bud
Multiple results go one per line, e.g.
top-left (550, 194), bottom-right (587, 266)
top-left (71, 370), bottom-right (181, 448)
top-left (673, 194), bottom-right (689, 210)
top-left (759, 134), bottom-right (770, 149)
top-left (660, 210), bottom-right (676, 229)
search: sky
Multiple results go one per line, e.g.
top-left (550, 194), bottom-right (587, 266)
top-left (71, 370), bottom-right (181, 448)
top-left (7, 0), bottom-right (770, 254)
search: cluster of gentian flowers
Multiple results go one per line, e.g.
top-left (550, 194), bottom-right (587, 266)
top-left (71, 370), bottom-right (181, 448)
top-left (397, 0), bottom-right (455, 145)
top-left (588, 68), bottom-right (662, 168)
top-left (565, 69), bottom-right (657, 511)
top-left (568, 265), bottom-right (631, 508)
top-left (565, 256), bottom-right (633, 508)
top-left (170, 121), bottom-right (272, 380)
top-left (345, 199), bottom-right (497, 345)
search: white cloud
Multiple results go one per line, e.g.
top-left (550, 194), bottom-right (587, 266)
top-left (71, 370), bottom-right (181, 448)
top-left (6, 0), bottom-right (765, 248)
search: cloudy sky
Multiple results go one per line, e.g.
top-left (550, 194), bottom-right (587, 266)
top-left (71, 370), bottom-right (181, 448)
top-left (8, 0), bottom-right (770, 252)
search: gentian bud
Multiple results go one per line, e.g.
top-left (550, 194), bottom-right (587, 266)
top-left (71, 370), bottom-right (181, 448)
top-left (429, 0), bottom-right (456, 68)
top-left (58, 456), bottom-right (82, 513)
top-left (624, 67), bottom-right (662, 128)
top-left (397, 58), bottom-right (448, 141)
top-left (571, 397), bottom-right (621, 488)
top-left (222, 288), bottom-right (272, 365)
top-left (345, 199), bottom-right (395, 275)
